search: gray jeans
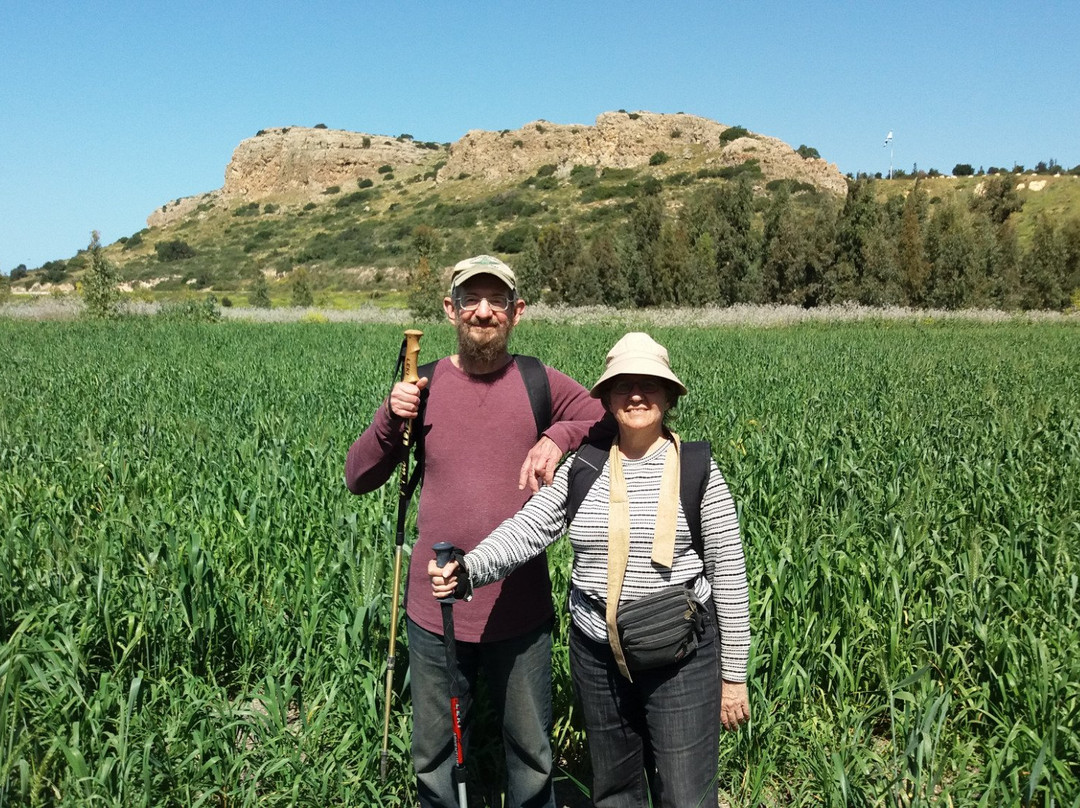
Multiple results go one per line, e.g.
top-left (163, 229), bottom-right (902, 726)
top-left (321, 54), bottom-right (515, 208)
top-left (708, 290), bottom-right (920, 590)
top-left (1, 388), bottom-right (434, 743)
top-left (569, 617), bottom-right (721, 807)
top-left (406, 616), bottom-right (556, 808)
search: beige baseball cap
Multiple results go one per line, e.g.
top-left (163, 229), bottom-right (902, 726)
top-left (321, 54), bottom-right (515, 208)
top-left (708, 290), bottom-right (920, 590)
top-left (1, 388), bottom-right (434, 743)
top-left (448, 255), bottom-right (516, 294)
top-left (590, 332), bottom-right (687, 397)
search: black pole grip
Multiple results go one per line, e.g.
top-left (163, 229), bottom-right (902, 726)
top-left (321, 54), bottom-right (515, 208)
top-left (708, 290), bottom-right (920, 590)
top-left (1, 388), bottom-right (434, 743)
top-left (433, 541), bottom-right (453, 568)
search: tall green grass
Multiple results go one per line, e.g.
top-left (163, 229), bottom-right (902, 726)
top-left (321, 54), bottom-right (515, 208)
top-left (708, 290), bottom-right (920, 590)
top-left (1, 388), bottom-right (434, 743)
top-left (1, 318), bottom-right (1077, 806)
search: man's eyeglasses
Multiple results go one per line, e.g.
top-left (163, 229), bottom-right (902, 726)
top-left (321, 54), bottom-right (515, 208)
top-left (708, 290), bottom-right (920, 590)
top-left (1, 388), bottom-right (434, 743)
top-left (610, 378), bottom-right (662, 396)
top-left (455, 292), bottom-right (515, 313)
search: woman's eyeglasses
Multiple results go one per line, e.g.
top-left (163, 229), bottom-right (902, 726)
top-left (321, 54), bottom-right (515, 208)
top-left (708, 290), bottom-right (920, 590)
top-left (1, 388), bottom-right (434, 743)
top-left (610, 379), bottom-right (662, 396)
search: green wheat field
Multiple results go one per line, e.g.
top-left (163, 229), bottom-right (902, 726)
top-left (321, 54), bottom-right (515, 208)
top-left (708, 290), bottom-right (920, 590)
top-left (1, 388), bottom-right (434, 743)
top-left (1, 317), bottom-right (1077, 807)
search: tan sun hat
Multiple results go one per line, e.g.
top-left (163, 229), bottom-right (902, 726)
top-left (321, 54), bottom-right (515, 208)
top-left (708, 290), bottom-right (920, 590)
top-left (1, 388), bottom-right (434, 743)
top-left (590, 332), bottom-right (687, 397)
top-left (448, 254), bottom-right (516, 294)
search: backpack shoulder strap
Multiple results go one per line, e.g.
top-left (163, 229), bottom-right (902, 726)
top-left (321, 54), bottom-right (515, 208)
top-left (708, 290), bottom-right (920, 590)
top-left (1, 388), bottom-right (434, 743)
top-left (678, 441), bottom-right (712, 557)
top-left (513, 355), bottom-right (552, 437)
top-left (566, 441), bottom-right (612, 525)
top-left (565, 440), bottom-right (712, 554)
top-left (411, 357), bottom-right (553, 493)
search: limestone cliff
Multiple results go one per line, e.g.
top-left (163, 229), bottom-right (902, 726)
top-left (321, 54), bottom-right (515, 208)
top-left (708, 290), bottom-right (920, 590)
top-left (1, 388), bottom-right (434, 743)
top-left (441, 111), bottom-right (846, 195)
top-left (148, 112), bottom-right (846, 228)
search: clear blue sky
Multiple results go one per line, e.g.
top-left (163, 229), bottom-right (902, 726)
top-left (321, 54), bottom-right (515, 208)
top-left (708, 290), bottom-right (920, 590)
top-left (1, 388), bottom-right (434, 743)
top-left (3, 0), bottom-right (1078, 271)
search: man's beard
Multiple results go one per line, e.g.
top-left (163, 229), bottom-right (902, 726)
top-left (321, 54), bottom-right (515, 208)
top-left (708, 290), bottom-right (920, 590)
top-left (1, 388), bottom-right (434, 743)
top-left (457, 317), bottom-right (514, 367)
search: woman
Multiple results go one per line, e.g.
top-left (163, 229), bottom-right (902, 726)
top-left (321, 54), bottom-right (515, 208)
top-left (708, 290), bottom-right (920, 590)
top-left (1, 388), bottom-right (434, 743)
top-left (429, 332), bottom-right (751, 807)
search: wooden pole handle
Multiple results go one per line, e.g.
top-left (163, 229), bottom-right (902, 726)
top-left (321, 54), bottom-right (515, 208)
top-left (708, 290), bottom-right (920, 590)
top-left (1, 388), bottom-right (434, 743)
top-left (402, 329), bottom-right (423, 385)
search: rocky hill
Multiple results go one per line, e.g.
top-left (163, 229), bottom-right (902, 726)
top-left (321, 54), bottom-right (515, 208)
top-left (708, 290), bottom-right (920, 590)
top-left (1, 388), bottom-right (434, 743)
top-left (440, 111), bottom-right (846, 193)
top-left (147, 111), bottom-right (846, 227)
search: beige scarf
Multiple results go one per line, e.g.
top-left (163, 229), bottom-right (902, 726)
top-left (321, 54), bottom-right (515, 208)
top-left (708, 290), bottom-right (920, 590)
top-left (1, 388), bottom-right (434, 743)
top-left (605, 432), bottom-right (681, 680)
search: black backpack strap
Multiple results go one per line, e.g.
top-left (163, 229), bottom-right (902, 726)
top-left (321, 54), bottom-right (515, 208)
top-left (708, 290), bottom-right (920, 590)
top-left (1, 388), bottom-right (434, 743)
top-left (565, 439), bottom-right (712, 553)
top-left (513, 355), bottom-right (552, 437)
top-left (678, 441), bottom-right (712, 557)
top-left (409, 356), bottom-right (552, 495)
top-left (566, 441), bottom-right (613, 525)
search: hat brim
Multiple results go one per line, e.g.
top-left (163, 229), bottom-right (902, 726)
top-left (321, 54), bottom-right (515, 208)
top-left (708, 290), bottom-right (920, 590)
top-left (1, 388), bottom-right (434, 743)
top-left (448, 267), bottom-right (516, 294)
top-left (590, 356), bottom-right (687, 397)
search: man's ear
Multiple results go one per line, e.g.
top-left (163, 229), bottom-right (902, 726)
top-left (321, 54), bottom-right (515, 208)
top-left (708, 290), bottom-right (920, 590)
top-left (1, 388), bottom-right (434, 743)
top-left (509, 297), bottom-right (526, 325)
top-left (443, 296), bottom-right (457, 322)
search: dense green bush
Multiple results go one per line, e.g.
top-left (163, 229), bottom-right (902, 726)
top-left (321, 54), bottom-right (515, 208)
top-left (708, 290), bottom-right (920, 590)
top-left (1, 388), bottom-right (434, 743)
top-left (492, 223), bottom-right (538, 254)
top-left (796, 144), bottom-right (821, 159)
top-left (233, 202), bottom-right (260, 217)
top-left (334, 190), bottom-right (373, 208)
top-left (649, 151), bottom-right (670, 166)
top-left (155, 240), bottom-right (196, 262)
top-left (41, 260), bottom-right (68, 283)
top-left (569, 165), bottom-right (597, 187)
top-left (358, 178), bottom-right (374, 189)
top-left (323, 186), bottom-right (341, 195)
top-left (719, 125), bottom-right (750, 144)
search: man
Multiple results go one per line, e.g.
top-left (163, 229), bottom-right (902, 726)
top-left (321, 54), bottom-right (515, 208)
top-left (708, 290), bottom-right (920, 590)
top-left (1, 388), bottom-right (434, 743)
top-left (345, 255), bottom-right (607, 808)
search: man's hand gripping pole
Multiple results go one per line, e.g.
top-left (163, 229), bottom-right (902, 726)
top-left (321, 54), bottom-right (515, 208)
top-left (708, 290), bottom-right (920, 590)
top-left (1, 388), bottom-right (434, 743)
top-left (379, 328), bottom-right (422, 782)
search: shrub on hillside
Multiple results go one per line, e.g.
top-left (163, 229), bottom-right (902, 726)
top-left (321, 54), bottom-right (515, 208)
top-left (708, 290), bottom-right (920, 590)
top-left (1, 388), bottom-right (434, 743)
top-left (41, 261), bottom-right (68, 283)
top-left (796, 144), bottom-right (821, 160)
top-left (492, 223), bottom-right (538, 254)
top-left (570, 164), bottom-right (597, 187)
top-left (719, 125), bottom-right (750, 144)
top-left (155, 240), bottom-right (196, 262)
top-left (649, 151), bottom-right (670, 166)
top-left (358, 178), bottom-right (374, 189)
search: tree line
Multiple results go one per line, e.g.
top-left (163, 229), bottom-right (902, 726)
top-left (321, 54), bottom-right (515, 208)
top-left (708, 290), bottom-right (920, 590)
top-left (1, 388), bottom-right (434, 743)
top-left (471, 176), bottom-right (1080, 312)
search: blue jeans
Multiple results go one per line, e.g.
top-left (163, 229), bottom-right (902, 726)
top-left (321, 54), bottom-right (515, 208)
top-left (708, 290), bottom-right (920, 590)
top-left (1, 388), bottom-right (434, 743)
top-left (407, 616), bottom-right (556, 808)
top-left (569, 618), bottom-right (721, 808)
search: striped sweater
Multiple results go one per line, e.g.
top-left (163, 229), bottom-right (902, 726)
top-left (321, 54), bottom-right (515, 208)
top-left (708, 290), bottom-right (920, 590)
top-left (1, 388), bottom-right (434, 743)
top-left (465, 440), bottom-right (751, 681)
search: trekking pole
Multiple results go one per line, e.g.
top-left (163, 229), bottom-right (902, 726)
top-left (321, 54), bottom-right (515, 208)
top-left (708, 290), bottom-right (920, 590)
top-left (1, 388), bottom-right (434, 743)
top-left (379, 328), bottom-right (423, 782)
top-left (433, 541), bottom-right (468, 808)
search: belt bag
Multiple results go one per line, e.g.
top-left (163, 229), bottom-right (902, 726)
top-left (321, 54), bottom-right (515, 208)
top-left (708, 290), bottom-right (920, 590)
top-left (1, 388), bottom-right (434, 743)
top-left (616, 585), bottom-right (707, 672)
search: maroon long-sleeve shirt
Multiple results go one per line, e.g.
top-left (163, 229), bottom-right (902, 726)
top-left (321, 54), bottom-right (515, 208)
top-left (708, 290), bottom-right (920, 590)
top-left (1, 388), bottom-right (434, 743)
top-left (345, 356), bottom-right (607, 642)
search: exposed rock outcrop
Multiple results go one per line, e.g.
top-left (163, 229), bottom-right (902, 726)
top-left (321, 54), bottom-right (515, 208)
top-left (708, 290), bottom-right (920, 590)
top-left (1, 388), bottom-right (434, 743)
top-left (222, 127), bottom-right (439, 197)
top-left (439, 112), bottom-right (846, 195)
top-left (148, 112), bottom-right (846, 228)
